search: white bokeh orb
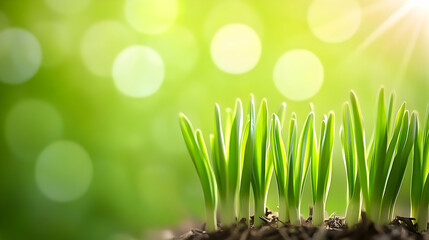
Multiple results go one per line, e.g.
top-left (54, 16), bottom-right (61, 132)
top-left (112, 45), bottom-right (164, 98)
top-left (35, 140), bottom-right (93, 202)
top-left (0, 28), bottom-right (42, 84)
top-left (145, 26), bottom-right (199, 80)
top-left (273, 49), bottom-right (324, 101)
top-left (81, 20), bottom-right (136, 77)
top-left (5, 100), bottom-right (63, 161)
top-left (124, 0), bottom-right (178, 35)
top-left (32, 22), bottom-right (70, 67)
top-left (308, 0), bottom-right (361, 43)
top-left (210, 23), bottom-right (261, 74)
top-left (204, 1), bottom-right (263, 42)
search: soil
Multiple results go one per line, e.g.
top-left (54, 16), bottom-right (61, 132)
top-left (173, 209), bottom-right (429, 240)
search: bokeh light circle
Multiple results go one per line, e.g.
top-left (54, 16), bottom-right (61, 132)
top-left (210, 23), bottom-right (261, 74)
top-left (44, 0), bottom-right (90, 15)
top-left (112, 45), bottom-right (164, 98)
top-left (145, 26), bottom-right (199, 80)
top-left (32, 22), bottom-right (70, 67)
top-left (36, 140), bottom-right (93, 202)
top-left (124, 0), bottom-right (178, 35)
top-left (273, 49), bottom-right (324, 101)
top-left (0, 11), bottom-right (9, 30)
top-left (5, 100), bottom-right (63, 160)
top-left (0, 28), bottom-right (42, 84)
top-left (81, 20), bottom-right (136, 77)
top-left (308, 0), bottom-right (361, 43)
top-left (204, 1), bottom-right (263, 42)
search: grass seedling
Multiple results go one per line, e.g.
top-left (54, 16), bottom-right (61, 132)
top-left (340, 104), bottom-right (362, 226)
top-left (211, 100), bottom-right (243, 226)
top-left (411, 106), bottom-right (429, 231)
top-left (179, 114), bottom-right (218, 231)
top-left (237, 99), bottom-right (254, 223)
top-left (347, 88), bottom-right (417, 224)
top-left (251, 99), bottom-right (275, 226)
top-left (271, 112), bottom-right (314, 224)
top-left (311, 112), bottom-right (335, 226)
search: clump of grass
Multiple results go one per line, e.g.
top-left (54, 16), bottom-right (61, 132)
top-left (180, 97), bottom-right (285, 228)
top-left (249, 98), bottom-right (286, 226)
top-left (270, 111), bottom-right (314, 224)
top-left (311, 112), bottom-right (335, 226)
top-left (179, 114), bottom-right (218, 231)
top-left (345, 88), bottom-right (417, 224)
top-left (411, 106), bottom-right (429, 231)
top-left (179, 90), bottom-right (428, 231)
top-left (237, 98), bottom-right (255, 223)
top-left (211, 99), bottom-right (244, 226)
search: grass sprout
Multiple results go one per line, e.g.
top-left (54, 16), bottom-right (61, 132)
top-left (179, 114), bottom-right (218, 231)
top-left (346, 88), bottom-right (417, 224)
top-left (211, 99), bottom-right (243, 226)
top-left (411, 106), bottom-right (429, 231)
top-left (270, 111), bottom-right (314, 224)
top-left (340, 104), bottom-right (362, 226)
top-left (311, 112), bottom-right (335, 225)
top-left (179, 90), bottom-right (428, 231)
top-left (251, 99), bottom-right (284, 226)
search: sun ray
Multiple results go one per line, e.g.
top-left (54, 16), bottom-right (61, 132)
top-left (394, 11), bottom-right (426, 86)
top-left (355, 1), bottom-right (415, 53)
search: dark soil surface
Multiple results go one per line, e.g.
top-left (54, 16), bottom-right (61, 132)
top-left (174, 210), bottom-right (429, 240)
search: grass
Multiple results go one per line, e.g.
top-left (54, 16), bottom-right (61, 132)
top-left (411, 106), bottom-right (429, 231)
top-left (179, 90), bottom-right (429, 232)
top-left (340, 103), bottom-right (362, 226)
top-left (311, 112), bottom-right (335, 226)
top-left (270, 111), bottom-right (314, 224)
top-left (211, 100), bottom-right (243, 226)
top-left (345, 88), bottom-right (417, 224)
top-left (179, 114), bottom-right (218, 231)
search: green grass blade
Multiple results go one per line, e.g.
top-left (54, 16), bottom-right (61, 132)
top-left (311, 121), bottom-right (319, 203)
top-left (423, 105), bottom-right (429, 184)
top-left (253, 99), bottom-right (268, 196)
top-left (381, 111), bottom-right (417, 222)
top-left (252, 99), bottom-right (269, 225)
top-left (295, 112), bottom-right (314, 198)
top-left (271, 114), bottom-right (287, 194)
top-left (238, 98), bottom-right (256, 221)
top-left (179, 114), bottom-right (217, 230)
top-left (417, 174), bottom-right (429, 231)
top-left (350, 91), bottom-right (369, 205)
top-left (238, 120), bottom-right (251, 221)
top-left (385, 103), bottom-right (406, 174)
top-left (227, 99), bottom-right (243, 201)
top-left (386, 91), bottom-right (396, 134)
top-left (179, 114), bottom-right (216, 203)
top-left (287, 115), bottom-right (297, 201)
top-left (342, 103), bottom-right (356, 200)
top-left (318, 112), bottom-right (335, 203)
top-left (277, 102), bottom-right (287, 127)
top-left (224, 108), bottom-right (233, 154)
top-left (369, 88), bottom-right (388, 215)
top-left (411, 112), bottom-right (422, 218)
top-left (288, 114), bottom-right (297, 180)
top-left (213, 104), bottom-right (227, 199)
top-left (271, 114), bottom-right (288, 221)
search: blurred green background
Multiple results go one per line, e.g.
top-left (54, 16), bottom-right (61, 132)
top-left (0, 0), bottom-right (428, 239)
